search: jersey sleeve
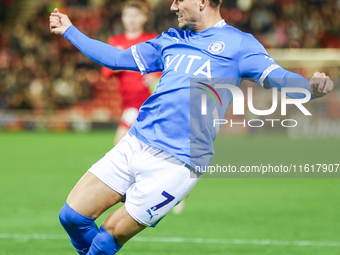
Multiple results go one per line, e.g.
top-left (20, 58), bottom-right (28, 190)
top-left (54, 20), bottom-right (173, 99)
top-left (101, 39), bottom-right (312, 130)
top-left (131, 36), bottom-right (164, 75)
top-left (100, 36), bottom-right (119, 79)
top-left (63, 25), bottom-right (139, 72)
top-left (238, 34), bottom-right (318, 99)
top-left (265, 68), bottom-right (318, 99)
top-left (238, 34), bottom-right (281, 87)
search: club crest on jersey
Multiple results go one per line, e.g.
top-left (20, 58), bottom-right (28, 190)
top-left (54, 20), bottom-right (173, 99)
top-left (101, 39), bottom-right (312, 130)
top-left (208, 41), bottom-right (225, 54)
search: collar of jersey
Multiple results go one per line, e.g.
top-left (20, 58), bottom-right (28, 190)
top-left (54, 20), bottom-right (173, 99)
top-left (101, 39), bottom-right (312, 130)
top-left (213, 19), bottom-right (227, 28)
top-left (188, 19), bottom-right (227, 36)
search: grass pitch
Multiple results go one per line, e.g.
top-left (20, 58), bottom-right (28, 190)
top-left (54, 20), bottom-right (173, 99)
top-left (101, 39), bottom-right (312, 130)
top-left (0, 131), bottom-right (339, 255)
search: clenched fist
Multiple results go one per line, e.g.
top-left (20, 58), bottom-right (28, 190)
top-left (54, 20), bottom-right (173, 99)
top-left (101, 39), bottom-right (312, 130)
top-left (309, 71), bottom-right (334, 97)
top-left (49, 8), bottom-right (72, 35)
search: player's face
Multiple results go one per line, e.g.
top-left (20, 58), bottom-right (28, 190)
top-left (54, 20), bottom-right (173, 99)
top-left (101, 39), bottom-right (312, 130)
top-left (122, 6), bottom-right (147, 32)
top-left (170, 0), bottom-right (202, 31)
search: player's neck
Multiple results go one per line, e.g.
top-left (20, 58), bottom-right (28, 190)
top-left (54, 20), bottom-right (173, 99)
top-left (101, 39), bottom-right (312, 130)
top-left (195, 10), bottom-right (222, 32)
top-left (125, 29), bottom-right (144, 40)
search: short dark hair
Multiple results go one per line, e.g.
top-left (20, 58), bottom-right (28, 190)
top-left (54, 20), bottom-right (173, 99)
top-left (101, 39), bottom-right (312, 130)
top-left (122, 0), bottom-right (148, 14)
top-left (209, 0), bottom-right (222, 8)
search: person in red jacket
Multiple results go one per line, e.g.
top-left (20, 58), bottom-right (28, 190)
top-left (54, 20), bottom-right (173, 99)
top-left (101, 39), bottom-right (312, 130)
top-left (101, 0), bottom-right (160, 145)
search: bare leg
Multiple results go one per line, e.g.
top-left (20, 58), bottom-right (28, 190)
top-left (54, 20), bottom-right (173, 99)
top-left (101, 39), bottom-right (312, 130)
top-left (85, 204), bottom-right (145, 254)
top-left (66, 171), bottom-right (125, 218)
top-left (60, 172), bottom-right (126, 254)
top-left (62, 171), bottom-right (145, 254)
top-left (103, 204), bottom-right (146, 244)
top-left (66, 171), bottom-right (145, 242)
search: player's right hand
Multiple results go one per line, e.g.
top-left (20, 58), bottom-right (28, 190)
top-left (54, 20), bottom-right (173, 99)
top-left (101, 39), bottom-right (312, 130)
top-left (309, 71), bottom-right (334, 97)
top-left (49, 8), bottom-right (72, 35)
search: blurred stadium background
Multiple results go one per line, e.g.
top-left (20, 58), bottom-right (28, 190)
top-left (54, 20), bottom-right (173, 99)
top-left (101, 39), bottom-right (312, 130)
top-left (1, 0), bottom-right (340, 133)
top-left (1, 0), bottom-right (340, 254)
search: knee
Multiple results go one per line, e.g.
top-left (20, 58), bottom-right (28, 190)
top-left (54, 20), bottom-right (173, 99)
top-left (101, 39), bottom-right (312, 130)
top-left (59, 202), bottom-right (97, 230)
top-left (59, 203), bottom-right (99, 251)
top-left (59, 203), bottom-right (76, 228)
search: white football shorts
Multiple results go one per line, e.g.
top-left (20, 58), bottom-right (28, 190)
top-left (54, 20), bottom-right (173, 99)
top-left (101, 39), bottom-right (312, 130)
top-left (88, 132), bottom-right (201, 227)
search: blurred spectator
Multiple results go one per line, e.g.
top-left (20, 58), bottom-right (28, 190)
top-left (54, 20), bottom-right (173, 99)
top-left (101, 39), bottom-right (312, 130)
top-left (101, 0), bottom-right (160, 144)
top-left (221, 0), bottom-right (340, 48)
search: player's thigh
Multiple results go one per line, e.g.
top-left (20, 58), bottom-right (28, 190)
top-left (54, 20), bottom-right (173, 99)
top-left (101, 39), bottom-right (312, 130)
top-left (102, 204), bottom-right (146, 244)
top-left (66, 172), bottom-right (124, 218)
top-left (67, 134), bottom-right (138, 218)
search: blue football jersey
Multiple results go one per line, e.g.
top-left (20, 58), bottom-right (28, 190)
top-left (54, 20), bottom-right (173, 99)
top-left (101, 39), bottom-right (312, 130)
top-left (129, 20), bottom-right (289, 169)
top-left (64, 21), bottom-right (313, 170)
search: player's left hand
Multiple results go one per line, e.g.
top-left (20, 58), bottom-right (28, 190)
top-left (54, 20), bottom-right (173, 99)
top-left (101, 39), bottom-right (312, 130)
top-left (309, 71), bottom-right (334, 97)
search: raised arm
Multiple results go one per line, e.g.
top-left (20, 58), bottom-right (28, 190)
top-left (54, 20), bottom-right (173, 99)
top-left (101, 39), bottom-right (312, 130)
top-left (238, 34), bottom-right (334, 98)
top-left (49, 8), bottom-right (139, 72)
top-left (264, 68), bottom-right (334, 99)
